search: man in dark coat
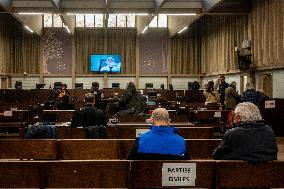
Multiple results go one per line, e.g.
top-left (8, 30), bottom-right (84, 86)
top-left (213, 102), bottom-right (278, 163)
top-left (119, 81), bottom-right (146, 114)
top-left (215, 74), bottom-right (229, 105)
top-left (127, 108), bottom-right (190, 160)
top-left (71, 93), bottom-right (107, 127)
top-left (241, 83), bottom-right (263, 107)
top-left (90, 82), bottom-right (104, 109)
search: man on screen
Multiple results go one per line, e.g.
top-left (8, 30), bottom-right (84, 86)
top-left (100, 57), bottom-right (121, 72)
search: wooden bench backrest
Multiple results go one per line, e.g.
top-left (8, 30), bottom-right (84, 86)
top-left (216, 160), bottom-right (284, 188)
top-left (0, 139), bottom-right (58, 159)
top-left (42, 110), bottom-right (75, 122)
top-left (56, 127), bottom-right (214, 139)
top-left (129, 160), bottom-right (215, 188)
top-left (45, 160), bottom-right (129, 188)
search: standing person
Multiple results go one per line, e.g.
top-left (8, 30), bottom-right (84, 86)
top-left (224, 81), bottom-right (241, 110)
top-left (203, 81), bottom-right (220, 109)
top-left (215, 75), bottom-right (229, 105)
top-left (90, 82), bottom-right (104, 109)
top-left (71, 93), bottom-right (107, 127)
top-left (213, 102), bottom-right (278, 163)
top-left (119, 81), bottom-right (146, 114)
top-left (127, 108), bottom-right (190, 160)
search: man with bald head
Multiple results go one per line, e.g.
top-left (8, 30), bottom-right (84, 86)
top-left (127, 108), bottom-right (190, 160)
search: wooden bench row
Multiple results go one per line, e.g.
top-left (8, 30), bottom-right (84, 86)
top-left (55, 126), bottom-right (214, 139)
top-left (0, 139), bottom-right (221, 160)
top-left (0, 160), bottom-right (283, 188)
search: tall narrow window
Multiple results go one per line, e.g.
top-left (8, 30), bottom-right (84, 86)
top-left (127, 15), bottom-right (135, 27)
top-left (158, 14), bottom-right (167, 27)
top-left (108, 14), bottom-right (116, 27)
top-left (85, 14), bottom-right (94, 27)
top-left (117, 14), bottom-right (126, 27)
top-left (76, 14), bottom-right (85, 27)
top-left (44, 14), bottom-right (52, 27)
top-left (95, 14), bottom-right (104, 27)
top-left (149, 16), bottom-right (157, 27)
top-left (53, 14), bottom-right (62, 27)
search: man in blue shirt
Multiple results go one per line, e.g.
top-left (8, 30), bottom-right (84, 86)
top-left (215, 74), bottom-right (229, 105)
top-left (127, 108), bottom-right (190, 160)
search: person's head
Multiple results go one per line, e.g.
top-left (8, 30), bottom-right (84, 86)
top-left (157, 93), bottom-right (162, 100)
top-left (234, 102), bottom-right (262, 123)
top-left (151, 108), bottom-right (170, 126)
top-left (61, 84), bottom-right (67, 90)
top-left (246, 83), bottom-right (255, 90)
top-left (84, 93), bottom-right (95, 105)
top-left (229, 81), bottom-right (237, 89)
top-left (206, 81), bottom-right (214, 93)
top-left (126, 81), bottom-right (136, 93)
top-left (106, 57), bottom-right (114, 67)
top-left (219, 74), bottom-right (225, 84)
top-left (92, 82), bottom-right (99, 91)
top-left (113, 92), bottom-right (119, 100)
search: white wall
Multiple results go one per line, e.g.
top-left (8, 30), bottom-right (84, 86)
top-left (76, 77), bottom-right (104, 89)
top-left (139, 77), bottom-right (168, 89)
top-left (11, 77), bottom-right (40, 89)
top-left (255, 69), bottom-right (284, 98)
top-left (43, 77), bottom-right (72, 89)
top-left (171, 77), bottom-right (200, 90)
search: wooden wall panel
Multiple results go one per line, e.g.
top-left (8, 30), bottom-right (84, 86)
top-left (250, 0), bottom-right (284, 67)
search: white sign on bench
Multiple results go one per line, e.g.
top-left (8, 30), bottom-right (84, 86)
top-left (136, 129), bottom-right (149, 137)
top-left (162, 163), bottom-right (196, 187)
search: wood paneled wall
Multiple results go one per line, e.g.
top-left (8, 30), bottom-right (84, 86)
top-left (249, 0), bottom-right (284, 67)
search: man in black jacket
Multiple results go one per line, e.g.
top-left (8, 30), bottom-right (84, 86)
top-left (213, 102), bottom-right (278, 163)
top-left (71, 93), bottom-right (107, 127)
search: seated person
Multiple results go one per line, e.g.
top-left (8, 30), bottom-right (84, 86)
top-left (105, 93), bottom-right (120, 117)
top-left (213, 102), bottom-right (278, 163)
top-left (127, 108), bottom-right (190, 160)
top-left (119, 81), bottom-right (146, 114)
top-left (71, 93), bottom-right (107, 127)
top-left (57, 95), bottom-right (75, 110)
top-left (58, 84), bottom-right (70, 98)
top-left (100, 57), bottom-right (121, 72)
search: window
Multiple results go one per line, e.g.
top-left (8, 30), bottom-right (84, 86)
top-left (127, 14), bottom-right (135, 27)
top-left (85, 14), bottom-right (94, 27)
top-left (76, 14), bottom-right (85, 27)
top-left (149, 15), bottom-right (167, 28)
top-left (44, 14), bottom-right (52, 27)
top-left (108, 14), bottom-right (116, 27)
top-left (53, 14), bottom-right (62, 27)
top-left (95, 14), bottom-right (104, 27)
top-left (117, 15), bottom-right (126, 27)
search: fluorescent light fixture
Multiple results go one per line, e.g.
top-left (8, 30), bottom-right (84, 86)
top-left (66, 13), bottom-right (148, 16)
top-left (178, 26), bottom-right (188, 34)
top-left (24, 26), bottom-right (34, 33)
top-left (18, 12), bottom-right (45, 15)
top-left (160, 13), bottom-right (196, 16)
top-left (142, 26), bottom-right (148, 34)
top-left (65, 26), bottom-right (71, 33)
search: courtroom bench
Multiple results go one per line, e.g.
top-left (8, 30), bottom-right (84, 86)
top-left (1, 160), bottom-right (284, 188)
top-left (0, 139), bottom-right (221, 160)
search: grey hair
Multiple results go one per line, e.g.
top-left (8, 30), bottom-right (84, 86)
top-left (151, 108), bottom-right (170, 122)
top-left (246, 83), bottom-right (255, 90)
top-left (234, 102), bottom-right (262, 122)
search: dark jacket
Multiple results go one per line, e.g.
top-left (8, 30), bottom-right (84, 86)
top-left (242, 89), bottom-right (261, 107)
top-left (90, 89), bottom-right (103, 109)
top-left (71, 104), bottom-right (107, 127)
top-left (120, 83), bottom-right (146, 113)
top-left (219, 82), bottom-right (229, 104)
top-left (224, 86), bottom-right (241, 109)
top-left (127, 126), bottom-right (190, 160)
top-left (213, 121), bottom-right (278, 163)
